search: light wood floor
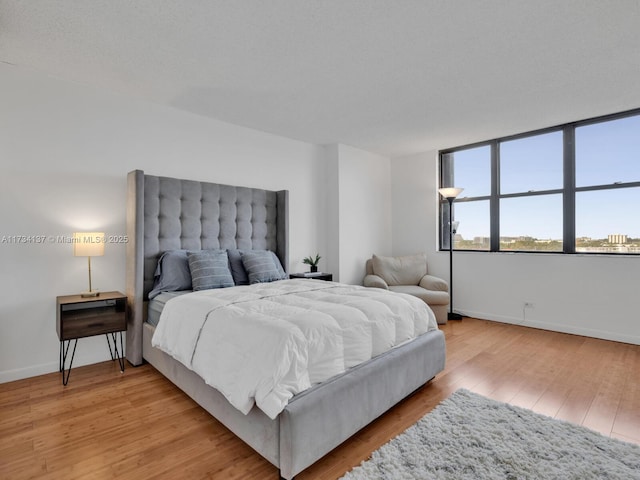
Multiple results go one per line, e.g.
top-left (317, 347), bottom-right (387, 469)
top-left (1, 318), bottom-right (639, 479)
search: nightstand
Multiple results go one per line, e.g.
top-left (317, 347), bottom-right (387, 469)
top-left (289, 272), bottom-right (333, 281)
top-left (56, 291), bottom-right (127, 385)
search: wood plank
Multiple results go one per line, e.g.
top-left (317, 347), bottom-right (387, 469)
top-left (0, 318), bottom-right (638, 480)
top-left (610, 344), bottom-right (640, 443)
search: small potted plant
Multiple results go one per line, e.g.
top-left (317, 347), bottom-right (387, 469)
top-left (302, 253), bottom-right (321, 273)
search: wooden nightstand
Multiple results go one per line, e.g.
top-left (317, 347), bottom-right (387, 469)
top-left (289, 272), bottom-right (333, 281)
top-left (56, 291), bottom-right (127, 385)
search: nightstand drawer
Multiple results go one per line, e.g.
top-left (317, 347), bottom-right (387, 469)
top-left (60, 308), bottom-right (126, 339)
top-left (57, 296), bottom-right (127, 340)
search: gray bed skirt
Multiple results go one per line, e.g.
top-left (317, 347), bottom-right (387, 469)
top-left (143, 322), bottom-right (446, 479)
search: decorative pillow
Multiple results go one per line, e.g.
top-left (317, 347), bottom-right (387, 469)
top-left (267, 250), bottom-right (287, 278)
top-left (227, 249), bottom-right (250, 285)
top-left (240, 250), bottom-right (288, 284)
top-left (187, 250), bottom-right (235, 291)
top-left (149, 250), bottom-right (192, 299)
top-left (228, 249), bottom-right (286, 285)
top-left (371, 253), bottom-right (427, 286)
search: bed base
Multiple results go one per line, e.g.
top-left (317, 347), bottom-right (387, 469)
top-left (143, 323), bottom-right (445, 479)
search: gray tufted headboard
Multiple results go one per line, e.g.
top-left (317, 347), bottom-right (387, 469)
top-left (125, 170), bottom-right (289, 365)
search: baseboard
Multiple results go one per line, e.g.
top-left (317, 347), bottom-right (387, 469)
top-left (0, 361), bottom-right (59, 384)
top-left (0, 354), bottom-right (118, 384)
top-left (457, 309), bottom-right (640, 346)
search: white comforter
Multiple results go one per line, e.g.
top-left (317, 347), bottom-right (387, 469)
top-left (152, 279), bottom-right (438, 419)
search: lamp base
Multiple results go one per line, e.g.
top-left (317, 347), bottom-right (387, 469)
top-left (448, 312), bottom-right (464, 321)
top-left (80, 290), bottom-right (100, 298)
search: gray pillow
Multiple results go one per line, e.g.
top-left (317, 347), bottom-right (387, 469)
top-left (228, 249), bottom-right (286, 285)
top-left (149, 250), bottom-right (192, 299)
top-left (227, 248), bottom-right (251, 285)
top-left (240, 250), bottom-right (288, 284)
top-left (268, 250), bottom-right (287, 278)
top-left (187, 250), bottom-right (235, 291)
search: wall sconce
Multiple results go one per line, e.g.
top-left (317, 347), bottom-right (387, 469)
top-left (73, 232), bottom-right (105, 297)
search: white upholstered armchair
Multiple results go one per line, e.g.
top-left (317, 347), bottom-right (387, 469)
top-left (364, 253), bottom-right (450, 325)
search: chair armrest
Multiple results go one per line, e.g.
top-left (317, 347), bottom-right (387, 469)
top-left (420, 274), bottom-right (448, 292)
top-left (364, 274), bottom-right (389, 289)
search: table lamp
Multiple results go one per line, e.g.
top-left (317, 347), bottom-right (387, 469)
top-left (73, 232), bottom-right (105, 297)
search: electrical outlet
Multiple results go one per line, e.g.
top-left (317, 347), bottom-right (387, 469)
top-left (523, 302), bottom-right (534, 309)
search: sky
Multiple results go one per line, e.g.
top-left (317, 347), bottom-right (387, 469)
top-left (449, 115), bottom-right (640, 240)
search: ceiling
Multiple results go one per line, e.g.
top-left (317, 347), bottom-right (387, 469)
top-left (2, 1), bottom-right (639, 158)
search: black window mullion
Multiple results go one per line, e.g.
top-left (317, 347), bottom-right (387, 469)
top-left (576, 181), bottom-right (640, 192)
top-left (500, 189), bottom-right (563, 199)
top-left (563, 126), bottom-right (576, 253)
top-left (490, 140), bottom-right (500, 251)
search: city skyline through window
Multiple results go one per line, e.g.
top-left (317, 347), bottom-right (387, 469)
top-left (441, 110), bottom-right (640, 253)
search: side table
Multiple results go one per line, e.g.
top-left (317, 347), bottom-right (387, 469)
top-left (56, 291), bottom-right (127, 385)
top-left (289, 272), bottom-right (333, 281)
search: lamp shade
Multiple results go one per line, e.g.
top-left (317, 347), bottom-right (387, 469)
top-left (438, 187), bottom-right (464, 199)
top-left (73, 232), bottom-right (105, 257)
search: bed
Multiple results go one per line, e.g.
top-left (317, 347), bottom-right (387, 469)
top-left (125, 169), bottom-right (446, 479)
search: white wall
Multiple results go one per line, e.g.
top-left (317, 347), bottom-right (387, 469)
top-left (391, 151), bottom-right (640, 345)
top-left (9, 56), bottom-right (634, 384)
top-left (0, 64), bottom-right (395, 383)
top-left (325, 144), bottom-right (392, 284)
top-left (0, 63), bottom-right (331, 382)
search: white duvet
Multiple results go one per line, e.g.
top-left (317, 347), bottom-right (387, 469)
top-left (152, 279), bottom-right (438, 419)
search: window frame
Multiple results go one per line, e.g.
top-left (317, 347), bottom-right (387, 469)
top-left (439, 108), bottom-right (640, 255)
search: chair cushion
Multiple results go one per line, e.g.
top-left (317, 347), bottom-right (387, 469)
top-left (363, 274), bottom-right (388, 289)
top-left (389, 285), bottom-right (450, 306)
top-left (371, 253), bottom-right (427, 286)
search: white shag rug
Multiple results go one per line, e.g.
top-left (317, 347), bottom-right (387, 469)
top-left (340, 389), bottom-right (640, 479)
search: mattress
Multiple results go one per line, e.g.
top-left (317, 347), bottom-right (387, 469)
top-left (147, 290), bottom-right (192, 326)
top-left (150, 280), bottom-right (438, 418)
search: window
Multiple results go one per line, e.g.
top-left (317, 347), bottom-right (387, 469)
top-left (440, 109), bottom-right (640, 254)
top-left (446, 146), bottom-right (491, 198)
top-left (440, 146), bottom-right (490, 251)
top-left (452, 200), bottom-right (491, 250)
top-left (574, 115), bottom-right (640, 253)
top-left (499, 131), bottom-right (564, 252)
top-left (500, 195), bottom-right (563, 251)
top-left (500, 131), bottom-right (563, 194)
top-left (575, 115), bottom-right (640, 187)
